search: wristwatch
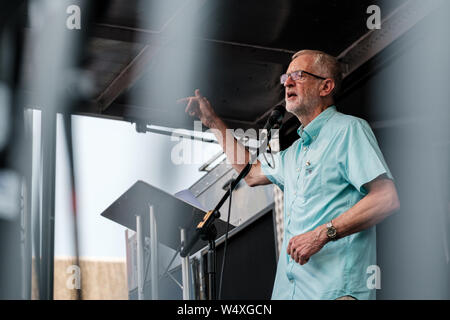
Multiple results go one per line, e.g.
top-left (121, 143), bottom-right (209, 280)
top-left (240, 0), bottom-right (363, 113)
top-left (326, 221), bottom-right (338, 241)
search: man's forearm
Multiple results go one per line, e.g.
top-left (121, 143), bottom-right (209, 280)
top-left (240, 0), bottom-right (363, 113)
top-left (316, 179), bottom-right (400, 243)
top-left (180, 90), bottom-right (261, 179)
top-left (209, 118), bottom-right (254, 174)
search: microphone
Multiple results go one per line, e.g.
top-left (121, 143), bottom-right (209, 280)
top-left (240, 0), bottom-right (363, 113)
top-left (260, 104), bottom-right (285, 144)
top-left (263, 104), bottom-right (286, 131)
top-left (259, 105), bottom-right (285, 168)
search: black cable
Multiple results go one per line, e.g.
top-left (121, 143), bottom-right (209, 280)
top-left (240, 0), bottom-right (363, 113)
top-left (259, 129), bottom-right (275, 169)
top-left (262, 142), bottom-right (275, 169)
top-left (218, 184), bottom-right (233, 300)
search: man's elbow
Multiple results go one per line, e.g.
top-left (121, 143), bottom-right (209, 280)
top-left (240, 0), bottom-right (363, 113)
top-left (386, 187), bottom-right (400, 216)
top-left (245, 176), bottom-right (258, 187)
top-left (392, 195), bottom-right (400, 213)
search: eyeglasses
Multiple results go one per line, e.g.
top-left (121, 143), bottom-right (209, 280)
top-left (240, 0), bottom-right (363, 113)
top-left (280, 70), bottom-right (326, 85)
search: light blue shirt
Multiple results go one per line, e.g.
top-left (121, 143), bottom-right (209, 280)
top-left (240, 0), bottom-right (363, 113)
top-left (260, 106), bottom-right (393, 300)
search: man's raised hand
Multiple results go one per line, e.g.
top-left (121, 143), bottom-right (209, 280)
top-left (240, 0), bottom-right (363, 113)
top-left (177, 89), bottom-right (219, 129)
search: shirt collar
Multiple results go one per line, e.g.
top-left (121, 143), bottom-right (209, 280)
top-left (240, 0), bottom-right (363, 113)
top-left (297, 105), bottom-right (337, 145)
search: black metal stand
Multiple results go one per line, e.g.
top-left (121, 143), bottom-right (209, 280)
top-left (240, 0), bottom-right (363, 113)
top-left (201, 226), bottom-right (217, 300)
top-left (180, 161), bottom-right (253, 300)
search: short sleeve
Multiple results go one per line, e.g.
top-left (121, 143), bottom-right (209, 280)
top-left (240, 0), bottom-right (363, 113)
top-left (338, 119), bottom-right (393, 194)
top-left (258, 149), bottom-right (287, 191)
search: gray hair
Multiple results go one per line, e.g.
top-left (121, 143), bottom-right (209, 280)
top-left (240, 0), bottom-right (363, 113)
top-left (292, 49), bottom-right (343, 97)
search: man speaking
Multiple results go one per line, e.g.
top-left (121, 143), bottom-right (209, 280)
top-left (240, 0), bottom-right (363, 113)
top-left (179, 49), bottom-right (400, 300)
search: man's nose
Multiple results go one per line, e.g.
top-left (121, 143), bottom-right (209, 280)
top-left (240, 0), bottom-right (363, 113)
top-left (284, 75), bottom-right (295, 87)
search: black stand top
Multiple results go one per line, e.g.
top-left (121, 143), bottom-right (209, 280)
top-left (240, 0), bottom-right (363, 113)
top-left (101, 180), bottom-right (232, 253)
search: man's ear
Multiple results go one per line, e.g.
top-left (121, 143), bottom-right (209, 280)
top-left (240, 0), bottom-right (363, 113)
top-left (319, 79), bottom-right (335, 97)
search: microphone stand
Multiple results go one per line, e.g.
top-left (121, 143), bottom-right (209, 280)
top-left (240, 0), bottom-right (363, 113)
top-left (180, 128), bottom-right (276, 300)
top-left (180, 161), bottom-right (252, 299)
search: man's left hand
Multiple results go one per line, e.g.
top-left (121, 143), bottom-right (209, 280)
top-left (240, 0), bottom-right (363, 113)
top-left (287, 226), bottom-right (328, 265)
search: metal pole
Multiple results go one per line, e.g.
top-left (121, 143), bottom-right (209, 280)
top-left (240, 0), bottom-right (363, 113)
top-left (22, 109), bottom-right (34, 300)
top-left (207, 240), bottom-right (216, 300)
top-left (40, 110), bottom-right (57, 300)
top-left (149, 205), bottom-right (158, 300)
top-left (198, 254), bottom-right (206, 300)
top-left (180, 228), bottom-right (190, 300)
top-left (20, 180), bottom-right (29, 299)
top-left (136, 215), bottom-right (144, 300)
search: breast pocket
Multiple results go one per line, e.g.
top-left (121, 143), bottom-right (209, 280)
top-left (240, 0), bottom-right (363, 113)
top-left (302, 162), bottom-right (322, 199)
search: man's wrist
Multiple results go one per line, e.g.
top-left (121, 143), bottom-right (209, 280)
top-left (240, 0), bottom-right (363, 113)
top-left (208, 116), bottom-right (224, 130)
top-left (316, 224), bottom-right (330, 246)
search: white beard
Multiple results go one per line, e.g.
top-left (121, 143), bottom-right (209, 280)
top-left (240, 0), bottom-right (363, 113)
top-left (286, 94), bottom-right (320, 118)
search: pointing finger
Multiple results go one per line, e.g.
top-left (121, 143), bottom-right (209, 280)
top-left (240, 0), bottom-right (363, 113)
top-left (177, 96), bottom-right (193, 104)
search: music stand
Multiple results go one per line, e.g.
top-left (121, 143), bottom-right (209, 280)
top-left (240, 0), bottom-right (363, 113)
top-left (100, 180), bottom-right (232, 299)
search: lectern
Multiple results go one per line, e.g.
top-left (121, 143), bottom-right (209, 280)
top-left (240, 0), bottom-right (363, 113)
top-left (100, 180), bottom-right (231, 300)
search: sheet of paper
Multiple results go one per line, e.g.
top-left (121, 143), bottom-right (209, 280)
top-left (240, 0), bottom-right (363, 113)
top-left (174, 189), bottom-right (206, 212)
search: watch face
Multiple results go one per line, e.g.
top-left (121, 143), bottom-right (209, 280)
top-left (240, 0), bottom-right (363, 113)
top-left (327, 227), bottom-right (337, 238)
